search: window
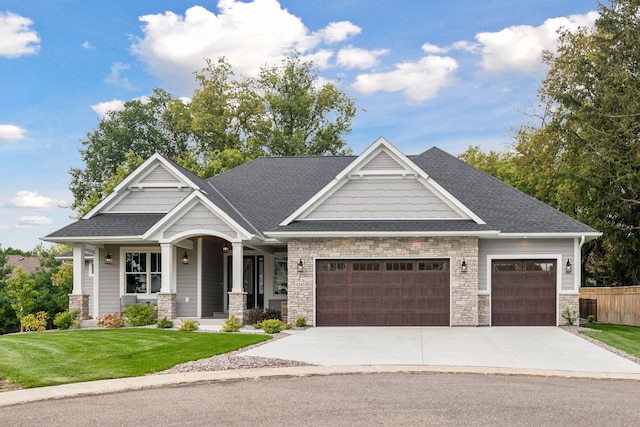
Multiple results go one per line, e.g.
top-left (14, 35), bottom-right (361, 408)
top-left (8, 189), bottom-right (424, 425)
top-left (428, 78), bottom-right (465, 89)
top-left (353, 262), bottom-right (380, 271)
top-left (319, 262), bottom-right (348, 272)
top-left (386, 262), bottom-right (413, 271)
top-left (274, 257), bottom-right (288, 294)
top-left (493, 262), bottom-right (521, 272)
top-left (418, 261), bottom-right (447, 271)
top-left (525, 262), bottom-right (555, 272)
top-left (125, 252), bottom-right (161, 294)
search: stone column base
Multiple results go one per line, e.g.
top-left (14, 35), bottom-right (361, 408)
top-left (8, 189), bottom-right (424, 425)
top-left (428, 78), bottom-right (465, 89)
top-left (69, 294), bottom-right (90, 320)
top-left (228, 292), bottom-right (248, 324)
top-left (157, 293), bottom-right (177, 319)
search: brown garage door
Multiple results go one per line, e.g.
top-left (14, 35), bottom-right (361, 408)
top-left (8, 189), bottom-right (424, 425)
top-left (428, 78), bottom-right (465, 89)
top-left (491, 260), bottom-right (557, 326)
top-left (316, 259), bottom-right (450, 326)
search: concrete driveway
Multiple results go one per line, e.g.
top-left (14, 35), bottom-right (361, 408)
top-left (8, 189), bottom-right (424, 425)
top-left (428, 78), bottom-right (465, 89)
top-left (240, 327), bottom-right (640, 374)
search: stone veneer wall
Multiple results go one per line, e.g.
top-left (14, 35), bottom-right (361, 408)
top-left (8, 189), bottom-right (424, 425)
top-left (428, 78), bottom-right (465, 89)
top-left (559, 293), bottom-right (579, 325)
top-left (478, 294), bottom-right (490, 326)
top-left (287, 236), bottom-right (479, 326)
top-left (157, 293), bottom-right (177, 319)
top-left (69, 294), bottom-right (89, 320)
top-left (228, 292), bottom-right (248, 324)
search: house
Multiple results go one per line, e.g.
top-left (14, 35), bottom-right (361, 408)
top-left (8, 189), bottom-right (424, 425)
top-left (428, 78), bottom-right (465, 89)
top-left (43, 137), bottom-right (600, 326)
top-left (5, 255), bottom-right (43, 276)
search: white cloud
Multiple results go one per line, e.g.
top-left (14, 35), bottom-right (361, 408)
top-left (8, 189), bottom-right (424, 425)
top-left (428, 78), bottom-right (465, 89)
top-left (421, 43), bottom-right (448, 54)
top-left (0, 11), bottom-right (40, 58)
top-left (352, 55), bottom-right (458, 103)
top-left (91, 100), bottom-right (126, 118)
top-left (301, 50), bottom-right (334, 69)
top-left (0, 124), bottom-right (26, 141)
top-left (336, 46), bottom-right (389, 69)
top-left (15, 216), bottom-right (53, 228)
top-left (476, 11), bottom-right (598, 75)
top-left (105, 62), bottom-right (136, 90)
top-left (11, 191), bottom-right (66, 210)
top-left (82, 41), bottom-right (94, 50)
top-left (451, 40), bottom-right (480, 53)
top-left (130, 1), bottom-right (361, 91)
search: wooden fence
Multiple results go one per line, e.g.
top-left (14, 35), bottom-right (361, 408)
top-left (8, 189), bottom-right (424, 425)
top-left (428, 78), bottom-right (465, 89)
top-left (579, 286), bottom-right (640, 326)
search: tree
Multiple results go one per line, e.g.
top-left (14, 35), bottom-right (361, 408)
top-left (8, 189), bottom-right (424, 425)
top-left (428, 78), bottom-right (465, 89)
top-left (500, 0), bottom-right (640, 284)
top-left (5, 267), bottom-right (38, 332)
top-left (70, 55), bottom-right (357, 215)
top-left (0, 250), bottom-right (19, 333)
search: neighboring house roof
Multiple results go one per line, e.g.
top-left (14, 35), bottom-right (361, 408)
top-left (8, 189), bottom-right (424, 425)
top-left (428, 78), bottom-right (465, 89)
top-left (56, 248), bottom-right (95, 260)
top-left (43, 139), bottom-right (598, 243)
top-left (5, 255), bottom-right (43, 275)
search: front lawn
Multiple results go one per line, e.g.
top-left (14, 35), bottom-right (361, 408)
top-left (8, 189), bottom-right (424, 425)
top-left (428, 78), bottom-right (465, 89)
top-left (581, 323), bottom-right (640, 358)
top-left (0, 329), bottom-right (269, 389)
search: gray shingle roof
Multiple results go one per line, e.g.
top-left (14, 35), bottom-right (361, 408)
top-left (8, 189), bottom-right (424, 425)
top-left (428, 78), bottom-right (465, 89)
top-left (45, 213), bottom-right (164, 238)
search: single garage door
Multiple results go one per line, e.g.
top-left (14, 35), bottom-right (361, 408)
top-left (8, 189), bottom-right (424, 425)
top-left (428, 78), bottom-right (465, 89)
top-left (316, 259), bottom-right (450, 326)
top-left (491, 259), bottom-right (557, 326)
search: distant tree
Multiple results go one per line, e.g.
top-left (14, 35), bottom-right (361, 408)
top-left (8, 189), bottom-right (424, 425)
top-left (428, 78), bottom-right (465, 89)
top-left (0, 250), bottom-right (19, 333)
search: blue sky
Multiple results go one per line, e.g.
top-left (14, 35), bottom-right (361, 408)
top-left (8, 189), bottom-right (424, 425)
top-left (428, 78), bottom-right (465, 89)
top-left (0, 0), bottom-right (599, 251)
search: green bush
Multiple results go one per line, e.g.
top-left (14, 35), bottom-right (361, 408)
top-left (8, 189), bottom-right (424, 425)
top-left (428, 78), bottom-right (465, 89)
top-left (562, 307), bottom-right (577, 326)
top-left (587, 314), bottom-right (596, 324)
top-left (123, 303), bottom-right (157, 326)
top-left (295, 316), bottom-right (307, 327)
top-left (259, 318), bottom-right (284, 334)
top-left (221, 315), bottom-right (242, 332)
top-left (53, 309), bottom-right (80, 330)
top-left (179, 319), bottom-right (200, 331)
top-left (97, 312), bottom-right (125, 328)
top-left (157, 317), bottom-right (174, 329)
top-left (21, 311), bottom-right (48, 332)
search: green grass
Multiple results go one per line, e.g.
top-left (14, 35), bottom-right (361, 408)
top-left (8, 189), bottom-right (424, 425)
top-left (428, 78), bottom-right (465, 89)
top-left (581, 323), bottom-right (640, 358)
top-left (0, 329), bottom-right (269, 389)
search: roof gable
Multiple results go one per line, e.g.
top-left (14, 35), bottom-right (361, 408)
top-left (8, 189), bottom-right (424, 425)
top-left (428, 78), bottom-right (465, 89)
top-left (84, 154), bottom-right (200, 219)
top-left (280, 137), bottom-right (485, 225)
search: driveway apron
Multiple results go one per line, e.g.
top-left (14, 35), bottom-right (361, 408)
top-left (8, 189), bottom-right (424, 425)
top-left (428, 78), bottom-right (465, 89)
top-left (240, 327), bottom-right (640, 374)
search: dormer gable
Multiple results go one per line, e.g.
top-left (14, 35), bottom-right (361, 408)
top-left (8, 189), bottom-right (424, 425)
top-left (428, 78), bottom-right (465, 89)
top-left (84, 154), bottom-right (200, 219)
top-left (280, 137), bottom-right (485, 225)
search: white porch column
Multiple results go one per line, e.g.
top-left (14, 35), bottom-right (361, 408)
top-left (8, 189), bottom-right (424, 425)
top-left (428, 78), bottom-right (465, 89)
top-left (160, 243), bottom-right (174, 293)
top-left (231, 242), bottom-right (243, 292)
top-left (72, 244), bottom-right (86, 294)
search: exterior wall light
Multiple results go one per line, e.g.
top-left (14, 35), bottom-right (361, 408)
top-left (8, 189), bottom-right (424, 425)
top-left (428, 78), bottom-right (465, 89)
top-left (182, 252), bottom-right (190, 264)
top-left (104, 252), bottom-right (113, 264)
top-left (222, 244), bottom-right (230, 253)
top-left (297, 259), bottom-right (304, 273)
top-left (566, 259), bottom-right (572, 273)
top-left (461, 259), bottom-right (467, 273)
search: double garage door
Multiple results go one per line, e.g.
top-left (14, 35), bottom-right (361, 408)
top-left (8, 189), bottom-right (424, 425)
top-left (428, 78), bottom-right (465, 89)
top-left (316, 259), bottom-right (450, 326)
top-left (315, 258), bottom-right (558, 326)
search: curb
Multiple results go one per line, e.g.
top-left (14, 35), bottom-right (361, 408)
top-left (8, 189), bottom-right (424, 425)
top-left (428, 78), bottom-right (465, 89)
top-left (2, 365), bottom-right (640, 407)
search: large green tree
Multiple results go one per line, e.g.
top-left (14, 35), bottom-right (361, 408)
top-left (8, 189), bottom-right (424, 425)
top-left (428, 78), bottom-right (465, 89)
top-left (71, 55), bottom-right (357, 215)
top-left (465, 0), bottom-right (640, 284)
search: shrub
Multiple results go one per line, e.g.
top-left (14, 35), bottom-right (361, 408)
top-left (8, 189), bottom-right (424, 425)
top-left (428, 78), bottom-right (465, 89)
top-left (221, 315), bottom-right (242, 332)
top-left (562, 307), bottom-right (577, 326)
top-left (21, 311), bottom-right (48, 332)
top-left (587, 314), bottom-right (596, 324)
top-left (179, 319), bottom-right (200, 331)
top-left (295, 316), bottom-right (307, 328)
top-left (157, 317), bottom-right (174, 329)
top-left (123, 303), bottom-right (157, 326)
top-left (284, 322), bottom-right (293, 330)
top-left (97, 312), bottom-right (125, 328)
top-left (259, 318), bottom-right (285, 334)
top-left (264, 308), bottom-right (281, 321)
top-left (246, 307), bottom-right (282, 326)
top-left (53, 309), bottom-right (80, 330)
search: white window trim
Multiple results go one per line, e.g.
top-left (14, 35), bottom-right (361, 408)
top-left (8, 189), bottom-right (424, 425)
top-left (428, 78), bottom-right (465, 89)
top-left (119, 247), bottom-right (162, 297)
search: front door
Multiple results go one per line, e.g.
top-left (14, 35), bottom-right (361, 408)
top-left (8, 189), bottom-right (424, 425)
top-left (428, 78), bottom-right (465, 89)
top-left (228, 255), bottom-right (264, 309)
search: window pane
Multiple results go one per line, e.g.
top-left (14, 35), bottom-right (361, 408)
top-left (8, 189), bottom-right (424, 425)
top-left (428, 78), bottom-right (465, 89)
top-left (353, 262), bottom-right (380, 271)
top-left (320, 262), bottom-right (347, 272)
top-left (419, 261), bottom-right (447, 271)
top-left (150, 274), bottom-right (162, 293)
top-left (525, 262), bottom-right (555, 272)
top-left (151, 253), bottom-right (161, 273)
top-left (494, 262), bottom-right (520, 272)
top-left (274, 257), bottom-right (288, 295)
top-left (387, 262), bottom-right (413, 271)
top-left (126, 252), bottom-right (146, 273)
top-left (126, 274), bottom-right (147, 293)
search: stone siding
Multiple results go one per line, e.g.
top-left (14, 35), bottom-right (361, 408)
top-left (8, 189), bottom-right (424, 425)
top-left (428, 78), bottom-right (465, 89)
top-left (157, 293), bottom-right (177, 319)
top-left (69, 294), bottom-right (90, 320)
top-left (287, 236), bottom-right (479, 326)
top-left (478, 294), bottom-right (490, 326)
top-left (559, 293), bottom-right (579, 326)
top-left (228, 292), bottom-right (248, 324)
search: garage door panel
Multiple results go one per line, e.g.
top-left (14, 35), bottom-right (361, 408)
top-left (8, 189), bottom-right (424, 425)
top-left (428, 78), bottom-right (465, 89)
top-left (316, 259), bottom-right (450, 326)
top-left (491, 260), bottom-right (556, 326)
